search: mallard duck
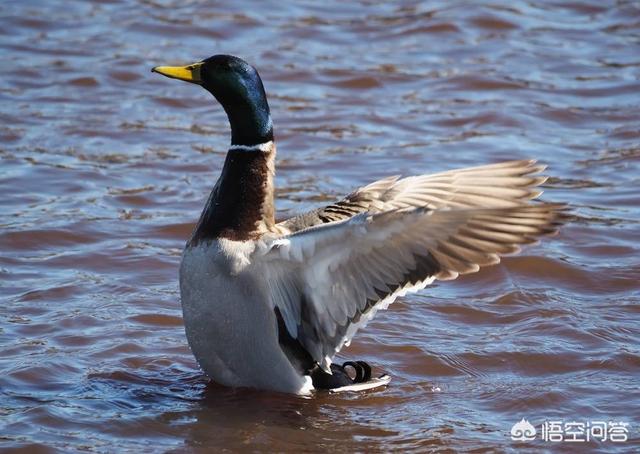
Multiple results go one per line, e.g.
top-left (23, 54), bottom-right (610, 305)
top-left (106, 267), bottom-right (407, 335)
top-left (152, 55), bottom-right (565, 394)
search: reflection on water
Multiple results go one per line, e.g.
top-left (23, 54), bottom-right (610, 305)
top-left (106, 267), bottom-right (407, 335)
top-left (1, 0), bottom-right (639, 451)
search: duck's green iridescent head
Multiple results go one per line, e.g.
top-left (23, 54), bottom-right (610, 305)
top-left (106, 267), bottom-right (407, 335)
top-left (152, 54), bottom-right (273, 147)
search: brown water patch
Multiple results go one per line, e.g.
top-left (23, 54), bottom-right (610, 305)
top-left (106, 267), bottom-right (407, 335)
top-left (68, 77), bottom-right (99, 87)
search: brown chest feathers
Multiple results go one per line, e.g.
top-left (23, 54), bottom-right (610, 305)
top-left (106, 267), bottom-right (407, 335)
top-left (189, 142), bottom-right (276, 244)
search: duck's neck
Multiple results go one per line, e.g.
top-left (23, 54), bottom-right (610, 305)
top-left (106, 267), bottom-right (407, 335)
top-left (227, 104), bottom-right (273, 147)
top-left (207, 81), bottom-right (274, 147)
top-left (189, 141), bottom-right (276, 245)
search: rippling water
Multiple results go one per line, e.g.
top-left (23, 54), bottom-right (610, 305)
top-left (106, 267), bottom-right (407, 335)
top-left (2, 0), bottom-right (639, 451)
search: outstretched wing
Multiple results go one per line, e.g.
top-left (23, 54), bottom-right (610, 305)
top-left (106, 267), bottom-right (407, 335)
top-left (277, 160), bottom-right (549, 233)
top-left (257, 161), bottom-right (566, 371)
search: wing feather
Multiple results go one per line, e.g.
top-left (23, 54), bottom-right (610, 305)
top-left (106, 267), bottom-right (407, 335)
top-left (259, 161), bottom-right (567, 371)
top-left (277, 160), bottom-right (550, 233)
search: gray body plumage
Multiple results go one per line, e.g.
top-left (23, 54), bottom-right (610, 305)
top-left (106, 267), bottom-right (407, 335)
top-left (180, 238), bottom-right (312, 394)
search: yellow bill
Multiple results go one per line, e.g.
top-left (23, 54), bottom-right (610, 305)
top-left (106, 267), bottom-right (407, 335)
top-left (152, 62), bottom-right (203, 84)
